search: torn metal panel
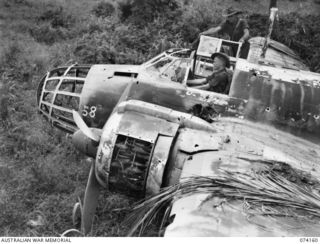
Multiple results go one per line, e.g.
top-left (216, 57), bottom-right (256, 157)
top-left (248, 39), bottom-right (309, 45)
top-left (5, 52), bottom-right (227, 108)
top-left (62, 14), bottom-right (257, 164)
top-left (176, 128), bottom-right (220, 154)
top-left (162, 137), bottom-right (189, 187)
top-left (117, 111), bottom-right (179, 143)
top-left (146, 135), bottom-right (174, 195)
top-left (95, 111), bottom-right (123, 188)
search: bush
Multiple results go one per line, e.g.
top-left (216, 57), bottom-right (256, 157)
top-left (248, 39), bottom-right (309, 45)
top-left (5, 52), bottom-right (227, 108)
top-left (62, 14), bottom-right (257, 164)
top-left (175, 0), bottom-right (223, 42)
top-left (47, 42), bottom-right (76, 68)
top-left (30, 23), bottom-right (64, 45)
top-left (29, 5), bottom-right (76, 45)
top-left (92, 1), bottom-right (115, 18)
top-left (248, 14), bottom-right (268, 37)
top-left (118, 0), bottom-right (181, 25)
top-left (273, 13), bottom-right (320, 72)
top-left (0, 36), bottom-right (50, 82)
top-left (73, 18), bottom-right (185, 65)
top-left (74, 32), bottom-right (117, 64)
top-left (2, 0), bottom-right (31, 7)
top-left (118, 0), bottom-right (133, 21)
top-left (37, 5), bottom-right (75, 29)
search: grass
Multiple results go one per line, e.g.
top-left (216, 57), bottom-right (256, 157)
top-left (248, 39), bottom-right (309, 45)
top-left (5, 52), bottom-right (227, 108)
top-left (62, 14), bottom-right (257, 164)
top-left (0, 0), bottom-right (319, 237)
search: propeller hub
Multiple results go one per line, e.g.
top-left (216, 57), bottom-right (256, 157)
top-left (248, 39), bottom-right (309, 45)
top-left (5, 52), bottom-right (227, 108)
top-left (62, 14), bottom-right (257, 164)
top-left (72, 130), bottom-right (101, 158)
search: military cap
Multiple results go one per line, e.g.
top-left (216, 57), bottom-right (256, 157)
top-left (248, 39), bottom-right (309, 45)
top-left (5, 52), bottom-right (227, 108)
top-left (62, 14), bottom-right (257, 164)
top-left (211, 52), bottom-right (231, 68)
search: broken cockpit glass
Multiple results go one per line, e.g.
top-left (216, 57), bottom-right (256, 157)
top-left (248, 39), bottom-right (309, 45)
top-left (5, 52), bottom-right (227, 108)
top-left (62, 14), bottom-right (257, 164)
top-left (143, 49), bottom-right (192, 84)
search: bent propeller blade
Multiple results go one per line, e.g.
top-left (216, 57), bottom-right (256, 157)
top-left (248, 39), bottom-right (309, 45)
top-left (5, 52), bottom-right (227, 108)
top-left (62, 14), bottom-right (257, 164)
top-left (81, 160), bottom-right (101, 235)
top-left (72, 110), bottom-right (100, 142)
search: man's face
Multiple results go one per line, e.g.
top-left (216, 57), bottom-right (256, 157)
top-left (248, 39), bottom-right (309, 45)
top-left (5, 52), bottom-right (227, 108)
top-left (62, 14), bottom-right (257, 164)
top-left (228, 14), bottom-right (239, 23)
top-left (213, 57), bottom-right (226, 70)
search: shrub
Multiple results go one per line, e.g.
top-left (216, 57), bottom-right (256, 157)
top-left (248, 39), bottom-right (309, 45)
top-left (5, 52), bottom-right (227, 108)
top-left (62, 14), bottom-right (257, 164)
top-left (29, 5), bottom-right (77, 45)
top-left (2, 0), bottom-right (31, 7)
top-left (118, 0), bottom-right (133, 21)
top-left (248, 14), bottom-right (269, 37)
top-left (273, 13), bottom-right (320, 72)
top-left (30, 23), bottom-right (64, 45)
top-left (74, 32), bottom-right (117, 64)
top-left (47, 42), bottom-right (76, 68)
top-left (92, 1), bottom-right (115, 18)
top-left (37, 5), bottom-right (75, 29)
top-left (175, 0), bottom-right (223, 42)
top-left (77, 15), bottom-right (119, 35)
top-left (118, 0), bottom-right (181, 25)
top-left (0, 36), bottom-right (50, 83)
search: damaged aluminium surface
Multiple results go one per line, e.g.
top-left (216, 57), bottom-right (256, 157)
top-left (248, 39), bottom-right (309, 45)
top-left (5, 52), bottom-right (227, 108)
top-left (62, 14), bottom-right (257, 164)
top-left (166, 117), bottom-right (320, 236)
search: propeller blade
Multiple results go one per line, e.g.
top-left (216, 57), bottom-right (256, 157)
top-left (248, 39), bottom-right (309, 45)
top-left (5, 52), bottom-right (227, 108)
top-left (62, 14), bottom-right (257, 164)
top-left (81, 160), bottom-right (101, 235)
top-left (72, 110), bottom-right (100, 142)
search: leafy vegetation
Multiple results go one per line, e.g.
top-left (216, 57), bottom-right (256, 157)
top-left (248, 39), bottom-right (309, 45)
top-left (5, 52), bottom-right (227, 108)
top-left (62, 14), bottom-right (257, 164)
top-left (92, 1), bottom-right (116, 18)
top-left (0, 0), bottom-right (319, 237)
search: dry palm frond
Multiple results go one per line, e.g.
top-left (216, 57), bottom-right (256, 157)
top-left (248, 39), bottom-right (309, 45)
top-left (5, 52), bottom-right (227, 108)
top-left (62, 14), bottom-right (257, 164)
top-left (124, 167), bottom-right (320, 236)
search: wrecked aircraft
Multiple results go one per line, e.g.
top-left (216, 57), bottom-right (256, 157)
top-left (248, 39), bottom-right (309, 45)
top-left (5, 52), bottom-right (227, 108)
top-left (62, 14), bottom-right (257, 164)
top-left (36, 7), bottom-right (320, 237)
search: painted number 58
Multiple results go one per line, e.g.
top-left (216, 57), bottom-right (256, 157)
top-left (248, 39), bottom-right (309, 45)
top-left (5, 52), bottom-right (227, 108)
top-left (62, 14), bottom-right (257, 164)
top-left (82, 105), bottom-right (97, 118)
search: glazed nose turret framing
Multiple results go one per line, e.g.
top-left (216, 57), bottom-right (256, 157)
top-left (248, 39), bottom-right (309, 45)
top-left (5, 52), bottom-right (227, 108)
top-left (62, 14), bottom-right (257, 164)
top-left (37, 64), bottom-right (91, 133)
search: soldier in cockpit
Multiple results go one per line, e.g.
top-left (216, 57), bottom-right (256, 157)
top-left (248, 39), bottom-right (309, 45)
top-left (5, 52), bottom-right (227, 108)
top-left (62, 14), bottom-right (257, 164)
top-left (187, 52), bottom-right (232, 94)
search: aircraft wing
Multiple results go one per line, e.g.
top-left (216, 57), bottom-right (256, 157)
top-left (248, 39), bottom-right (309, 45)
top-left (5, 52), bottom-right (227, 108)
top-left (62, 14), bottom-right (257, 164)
top-left (164, 117), bottom-right (320, 236)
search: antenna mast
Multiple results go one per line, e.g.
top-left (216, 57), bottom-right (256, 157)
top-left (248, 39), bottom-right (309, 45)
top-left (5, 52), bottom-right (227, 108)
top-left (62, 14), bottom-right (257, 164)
top-left (261, 0), bottom-right (278, 58)
top-left (269, 0), bottom-right (277, 11)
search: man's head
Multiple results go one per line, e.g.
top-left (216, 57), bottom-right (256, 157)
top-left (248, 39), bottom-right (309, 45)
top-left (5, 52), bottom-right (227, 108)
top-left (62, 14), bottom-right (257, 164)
top-left (222, 7), bottom-right (243, 22)
top-left (211, 52), bottom-right (230, 69)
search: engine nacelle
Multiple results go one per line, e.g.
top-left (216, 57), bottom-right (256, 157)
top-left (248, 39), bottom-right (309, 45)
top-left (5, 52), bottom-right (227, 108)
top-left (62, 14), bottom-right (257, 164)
top-left (94, 100), bottom-right (218, 197)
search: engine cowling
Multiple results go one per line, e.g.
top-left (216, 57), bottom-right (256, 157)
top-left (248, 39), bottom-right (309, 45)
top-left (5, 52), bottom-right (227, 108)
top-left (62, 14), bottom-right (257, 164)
top-left (93, 100), bottom-right (218, 197)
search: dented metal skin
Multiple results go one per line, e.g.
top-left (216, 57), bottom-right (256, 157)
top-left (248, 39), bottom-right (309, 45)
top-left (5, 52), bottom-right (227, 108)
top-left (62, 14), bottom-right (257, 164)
top-left (36, 36), bottom-right (320, 236)
top-left (231, 59), bottom-right (320, 135)
top-left (165, 117), bottom-right (320, 236)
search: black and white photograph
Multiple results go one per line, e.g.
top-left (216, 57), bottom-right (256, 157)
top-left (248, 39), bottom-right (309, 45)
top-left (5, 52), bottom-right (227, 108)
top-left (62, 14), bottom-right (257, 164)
top-left (0, 0), bottom-right (320, 241)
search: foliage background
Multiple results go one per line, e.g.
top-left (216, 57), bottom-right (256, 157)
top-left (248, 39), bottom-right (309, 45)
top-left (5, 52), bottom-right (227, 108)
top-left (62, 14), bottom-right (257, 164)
top-left (0, 0), bottom-right (319, 236)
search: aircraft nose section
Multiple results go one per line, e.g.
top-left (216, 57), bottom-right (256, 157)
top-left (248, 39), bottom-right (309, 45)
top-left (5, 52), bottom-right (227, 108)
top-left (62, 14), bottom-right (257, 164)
top-left (36, 65), bottom-right (91, 133)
